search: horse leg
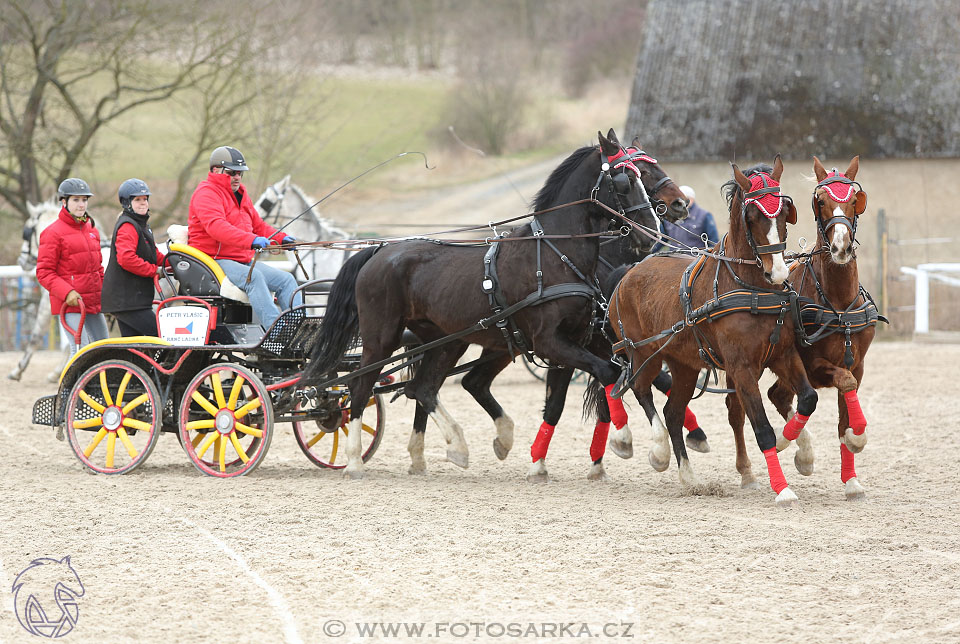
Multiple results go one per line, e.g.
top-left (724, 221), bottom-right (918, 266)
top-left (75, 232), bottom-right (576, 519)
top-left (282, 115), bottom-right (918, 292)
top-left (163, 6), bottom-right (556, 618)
top-left (767, 379), bottom-right (797, 452)
top-left (839, 362), bottom-right (867, 500)
top-left (726, 364), bottom-right (798, 506)
top-left (407, 403), bottom-right (429, 475)
top-left (653, 365), bottom-right (710, 453)
top-left (587, 391), bottom-right (612, 482)
top-left (621, 358), bottom-right (672, 472)
top-left (460, 349), bottom-right (514, 460)
top-left (9, 297), bottom-right (51, 381)
top-left (526, 366), bottom-right (574, 482)
top-left (406, 342), bottom-right (470, 469)
top-left (726, 376), bottom-right (758, 489)
top-left (661, 362), bottom-right (703, 489)
top-left (768, 353), bottom-right (819, 477)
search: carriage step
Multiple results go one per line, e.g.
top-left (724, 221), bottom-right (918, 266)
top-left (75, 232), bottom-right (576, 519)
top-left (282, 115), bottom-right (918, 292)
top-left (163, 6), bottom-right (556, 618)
top-left (32, 395), bottom-right (57, 426)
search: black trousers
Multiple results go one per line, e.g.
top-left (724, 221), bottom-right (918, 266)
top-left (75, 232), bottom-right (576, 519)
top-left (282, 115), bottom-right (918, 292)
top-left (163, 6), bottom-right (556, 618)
top-left (113, 309), bottom-right (158, 337)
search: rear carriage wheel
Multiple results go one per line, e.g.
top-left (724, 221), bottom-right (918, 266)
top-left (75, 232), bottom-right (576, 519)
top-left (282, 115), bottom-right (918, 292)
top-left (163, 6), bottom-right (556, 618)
top-left (65, 360), bottom-right (161, 475)
top-left (179, 363), bottom-right (273, 477)
top-left (293, 387), bottom-right (385, 469)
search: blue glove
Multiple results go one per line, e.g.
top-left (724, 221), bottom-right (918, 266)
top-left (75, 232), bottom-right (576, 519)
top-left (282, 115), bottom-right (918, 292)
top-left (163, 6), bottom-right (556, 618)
top-left (282, 235), bottom-right (296, 244)
top-left (251, 236), bottom-right (269, 250)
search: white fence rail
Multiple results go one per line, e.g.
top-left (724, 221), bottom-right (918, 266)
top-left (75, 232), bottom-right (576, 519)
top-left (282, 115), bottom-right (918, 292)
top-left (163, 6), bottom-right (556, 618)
top-left (899, 263), bottom-right (960, 333)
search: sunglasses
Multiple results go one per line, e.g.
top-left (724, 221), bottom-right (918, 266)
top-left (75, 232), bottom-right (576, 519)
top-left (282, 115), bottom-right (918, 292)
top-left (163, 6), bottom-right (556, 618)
top-left (223, 169), bottom-right (244, 177)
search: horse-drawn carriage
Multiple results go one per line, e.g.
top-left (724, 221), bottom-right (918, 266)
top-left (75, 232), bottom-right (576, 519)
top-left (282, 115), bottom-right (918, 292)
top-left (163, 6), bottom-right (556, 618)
top-left (31, 238), bottom-right (387, 477)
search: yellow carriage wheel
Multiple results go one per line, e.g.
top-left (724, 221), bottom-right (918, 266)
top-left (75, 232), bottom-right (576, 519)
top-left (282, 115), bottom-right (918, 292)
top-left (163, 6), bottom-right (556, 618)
top-left (292, 387), bottom-right (385, 469)
top-left (178, 363), bottom-right (273, 477)
top-left (65, 360), bottom-right (161, 474)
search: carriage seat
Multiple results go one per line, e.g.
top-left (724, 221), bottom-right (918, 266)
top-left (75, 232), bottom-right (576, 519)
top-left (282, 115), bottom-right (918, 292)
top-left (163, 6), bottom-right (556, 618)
top-left (165, 225), bottom-right (249, 303)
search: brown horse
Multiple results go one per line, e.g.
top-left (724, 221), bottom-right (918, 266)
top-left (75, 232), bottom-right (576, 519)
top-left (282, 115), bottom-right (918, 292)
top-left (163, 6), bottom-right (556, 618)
top-left (745, 156), bottom-right (878, 501)
top-left (607, 156), bottom-right (817, 505)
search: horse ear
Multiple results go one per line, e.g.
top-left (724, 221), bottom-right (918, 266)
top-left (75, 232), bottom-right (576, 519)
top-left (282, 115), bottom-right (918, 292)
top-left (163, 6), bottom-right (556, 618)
top-left (854, 190), bottom-right (867, 214)
top-left (845, 155), bottom-right (860, 180)
top-left (812, 156), bottom-right (828, 182)
top-left (606, 128), bottom-right (620, 146)
top-left (631, 136), bottom-right (642, 148)
top-left (732, 163), bottom-right (750, 191)
top-left (785, 200), bottom-right (798, 225)
top-left (598, 130), bottom-right (619, 157)
top-left (772, 154), bottom-right (784, 181)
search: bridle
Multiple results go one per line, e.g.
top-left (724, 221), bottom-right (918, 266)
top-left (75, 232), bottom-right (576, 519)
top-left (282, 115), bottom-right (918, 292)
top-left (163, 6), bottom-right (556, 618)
top-left (741, 171), bottom-right (791, 268)
top-left (257, 180), bottom-right (292, 226)
top-left (18, 219), bottom-right (39, 272)
top-left (811, 170), bottom-right (864, 249)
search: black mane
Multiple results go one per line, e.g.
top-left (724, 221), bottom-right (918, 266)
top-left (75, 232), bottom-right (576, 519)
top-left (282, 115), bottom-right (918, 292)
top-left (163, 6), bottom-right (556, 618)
top-left (532, 146), bottom-right (597, 212)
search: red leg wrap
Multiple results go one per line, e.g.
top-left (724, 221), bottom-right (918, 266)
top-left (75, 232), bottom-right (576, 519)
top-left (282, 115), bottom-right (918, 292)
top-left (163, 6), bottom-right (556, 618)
top-left (844, 390), bottom-right (867, 435)
top-left (840, 443), bottom-right (857, 483)
top-left (590, 421), bottom-right (610, 462)
top-left (530, 421), bottom-right (555, 463)
top-left (683, 406), bottom-right (699, 432)
top-left (763, 447), bottom-right (789, 494)
top-left (604, 384), bottom-right (628, 429)
top-left (783, 412), bottom-right (810, 441)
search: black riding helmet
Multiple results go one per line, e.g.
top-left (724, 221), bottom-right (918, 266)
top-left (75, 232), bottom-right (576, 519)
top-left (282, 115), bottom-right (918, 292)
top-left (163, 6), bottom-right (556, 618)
top-left (209, 146), bottom-right (249, 172)
top-left (58, 178), bottom-right (94, 200)
top-left (118, 178), bottom-right (151, 213)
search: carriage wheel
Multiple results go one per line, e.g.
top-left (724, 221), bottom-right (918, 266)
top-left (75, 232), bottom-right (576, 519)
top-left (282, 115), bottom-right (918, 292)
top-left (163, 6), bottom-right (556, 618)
top-left (65, 360), bottom-right (161, 475)
top-left (179, 363), bottom-right (273, 477)
top-left (293, 387), bottom-right (385, 469)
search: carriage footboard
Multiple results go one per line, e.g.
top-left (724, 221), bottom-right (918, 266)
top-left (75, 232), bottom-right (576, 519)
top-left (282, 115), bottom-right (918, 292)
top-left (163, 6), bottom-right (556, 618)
top-left (32, 394), bottom-right (57, 426)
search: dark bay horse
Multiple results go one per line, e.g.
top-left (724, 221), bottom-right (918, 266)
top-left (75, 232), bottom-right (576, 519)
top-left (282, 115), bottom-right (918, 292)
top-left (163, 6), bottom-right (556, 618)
top-left (607, 156), bottom-right (818, 505)
top-left (743, 156), bottom-right (878, 500)
top-left (300, 129), bottom-right (660, 478)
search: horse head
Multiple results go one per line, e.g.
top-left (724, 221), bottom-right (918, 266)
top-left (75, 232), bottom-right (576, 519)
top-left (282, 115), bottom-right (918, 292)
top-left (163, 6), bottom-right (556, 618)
top-left (629, 135), bottom-right (688, 224)
top-left (729, 155), bottom-right (797, 285)
top-left (812, 156), bottom-right (865, 265)
top-left (254, 175), bottom-right (292, 224)
top-left (18, 199), bottom-right (60, 273)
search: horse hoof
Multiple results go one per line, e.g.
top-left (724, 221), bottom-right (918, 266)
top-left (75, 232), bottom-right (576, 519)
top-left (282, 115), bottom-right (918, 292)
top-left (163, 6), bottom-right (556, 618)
top-left (647, 449), bottom-right (670, 473)
top-left (741, 479), bottom-right (760, 490)
top-left (492, 437), bottom-right (510, 461)
top-left (586, 463), bottom-right (608, 481)
top-left (794, 451), bottom-right (815, 476)
top-left (407, 463), bottom-right (426, 475)
top-left (775, 487), bottom-right (799, 507)
top-left (685, 432), bottom-right (711, 454)
top-left (845, 478), bottom-right (866, 501)
top-left (843, 428), bottom-right (867, 454)
top-left (608, 425), bottom-right (633, 459)
top-left (775, 431), bottom-right (791, 453)
top-left (343, 465), bottom-right (365, 480)
top-left (7, 371), bottom-right (21, 381)
top-left (446, 449), bottom-right (469, 469)
top-left (526, 459), bottom-right (549, 483)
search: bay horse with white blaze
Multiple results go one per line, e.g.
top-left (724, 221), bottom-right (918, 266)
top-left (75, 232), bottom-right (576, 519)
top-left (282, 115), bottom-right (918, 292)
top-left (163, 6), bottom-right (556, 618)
top-left (607, 156), bottom-right (818, 505)
top-left (300, 129), bottom-right (659, 478)
top-left (736, 156), bottom-right (881, 500)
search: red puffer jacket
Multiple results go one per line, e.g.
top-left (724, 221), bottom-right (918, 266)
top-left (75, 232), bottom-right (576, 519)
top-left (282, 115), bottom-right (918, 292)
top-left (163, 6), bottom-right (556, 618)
top-left (187, 172), bottom-right (280, 263)
top-left (36, 207), bottom-right (104, 314)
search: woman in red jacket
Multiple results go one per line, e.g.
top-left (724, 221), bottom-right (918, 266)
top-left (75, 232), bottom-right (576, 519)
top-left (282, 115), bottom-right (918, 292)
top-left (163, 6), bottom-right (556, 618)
top-left (101, 179), bottom-right (165, 336)
top-left (36, 178), bottom-right (109, 353)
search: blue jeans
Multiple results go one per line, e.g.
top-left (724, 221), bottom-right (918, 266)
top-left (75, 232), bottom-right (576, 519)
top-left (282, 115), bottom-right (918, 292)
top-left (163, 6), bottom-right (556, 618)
top-left (216, 259), bottom-right (302, 330)
top-left (61, 312), bottom-right (110, 356)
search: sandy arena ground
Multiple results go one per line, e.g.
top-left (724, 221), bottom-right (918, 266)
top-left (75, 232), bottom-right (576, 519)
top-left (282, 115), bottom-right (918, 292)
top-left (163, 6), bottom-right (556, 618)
top-left (1, 342), bottom-right (959, 644)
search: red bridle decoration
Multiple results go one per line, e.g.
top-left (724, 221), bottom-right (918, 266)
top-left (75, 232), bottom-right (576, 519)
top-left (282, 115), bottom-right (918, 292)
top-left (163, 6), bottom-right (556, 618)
top-left (743, 172), bottom-right (783, 219)
top-left (820, 171), bottom-right (856, 203)
top-left (607, 147), bottom-right (657, 179)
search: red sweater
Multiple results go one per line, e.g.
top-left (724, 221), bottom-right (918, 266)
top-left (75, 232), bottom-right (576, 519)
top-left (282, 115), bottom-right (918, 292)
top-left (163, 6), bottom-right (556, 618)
top-left (36, 207), bottom-right (104, 314)
top-left (187, 172), bottom-right (279, 263)
top-left (115, 223), bottom-right (164, 277)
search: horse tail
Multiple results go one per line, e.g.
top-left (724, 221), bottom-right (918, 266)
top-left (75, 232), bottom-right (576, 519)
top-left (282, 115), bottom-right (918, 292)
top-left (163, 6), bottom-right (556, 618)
top-left (582, 376), bottom-right (605, 423)
top-left (301, 246), bottom-right (380, 384)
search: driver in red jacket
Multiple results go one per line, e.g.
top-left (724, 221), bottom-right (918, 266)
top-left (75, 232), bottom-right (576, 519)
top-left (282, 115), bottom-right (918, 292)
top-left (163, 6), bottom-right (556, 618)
top-left (36, 178), bottom-right (110, 353)
top-left (187, 146), bottom-right (301, 330)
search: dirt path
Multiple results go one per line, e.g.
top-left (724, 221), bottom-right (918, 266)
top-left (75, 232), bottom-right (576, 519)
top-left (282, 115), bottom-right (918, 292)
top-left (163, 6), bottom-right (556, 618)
top-left (1, 342), bottom-right (959, 643)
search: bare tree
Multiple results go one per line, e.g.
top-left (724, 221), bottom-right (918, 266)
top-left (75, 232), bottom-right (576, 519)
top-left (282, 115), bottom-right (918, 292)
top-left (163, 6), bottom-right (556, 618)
top-left (0, 0), bottom-right (302, 221)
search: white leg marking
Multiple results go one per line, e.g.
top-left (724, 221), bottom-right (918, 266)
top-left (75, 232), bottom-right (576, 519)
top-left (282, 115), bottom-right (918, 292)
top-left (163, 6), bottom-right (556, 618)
top-left (526, 458), bottom-right (548, 482)
top-left (587, 461), bottom-right (608, 481)
top-left (845, 477), bottom-right (866, 501)
top-left (344, 417), bottom-right (365, 478)
top-left (647, 415), bottom-right (671, 472)
top-left (775, 487), bottom-right (799, 507)
top-left (430, 400), bottom-right (469, 468)
top-left (678, 457), bottom-right (702, 488)
top-left (407, 429), bottom-right (426, 475)
top-left (831, 207), bottom-right (853, 264)
top-left (492, 415), bottom-right (514, 460)
top-left (767, 225), bottom-right (789, 284)
top-left (794, 427), bottom-right (815, 476)
top-left (608, 423), bottom-right (634, 459)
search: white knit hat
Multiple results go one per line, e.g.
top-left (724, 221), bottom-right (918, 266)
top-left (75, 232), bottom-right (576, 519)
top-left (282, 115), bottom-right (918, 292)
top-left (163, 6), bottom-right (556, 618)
top-left (679, 185), bottom-right (696, 201)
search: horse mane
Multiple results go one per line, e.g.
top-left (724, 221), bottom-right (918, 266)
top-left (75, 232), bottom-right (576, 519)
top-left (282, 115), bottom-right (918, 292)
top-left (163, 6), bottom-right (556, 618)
top-left (721, 163), bottom-right (774, 211)
top-left (288, 182), bottom-right (349, 240)
top-left (532, 145), bottom-right (597, 212)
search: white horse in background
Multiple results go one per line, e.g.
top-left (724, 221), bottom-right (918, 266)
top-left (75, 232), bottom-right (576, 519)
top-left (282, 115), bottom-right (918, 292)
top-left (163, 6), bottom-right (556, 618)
top-left (253, 175), bottom-right (354, 283)
top-left (8, 199), bottom-right (109, 382)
